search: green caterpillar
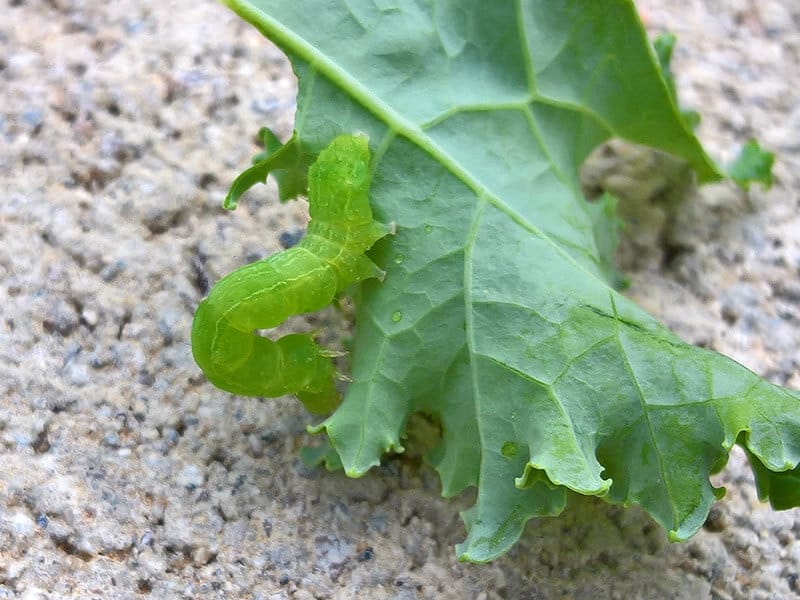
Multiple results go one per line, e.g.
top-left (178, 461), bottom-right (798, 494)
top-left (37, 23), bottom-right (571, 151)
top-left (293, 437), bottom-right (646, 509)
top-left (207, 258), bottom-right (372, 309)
top-left (191, 134), bottom-right (392, 414)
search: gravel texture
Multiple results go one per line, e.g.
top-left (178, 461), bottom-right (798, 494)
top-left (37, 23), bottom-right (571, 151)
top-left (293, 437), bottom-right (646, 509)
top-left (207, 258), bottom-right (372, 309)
top-left (1, 1), bottom-right (798, 598)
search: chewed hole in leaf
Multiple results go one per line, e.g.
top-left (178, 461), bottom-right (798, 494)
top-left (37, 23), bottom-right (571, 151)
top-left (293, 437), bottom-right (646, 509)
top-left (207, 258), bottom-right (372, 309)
top-left (501, 441), bottom-right (519, 459)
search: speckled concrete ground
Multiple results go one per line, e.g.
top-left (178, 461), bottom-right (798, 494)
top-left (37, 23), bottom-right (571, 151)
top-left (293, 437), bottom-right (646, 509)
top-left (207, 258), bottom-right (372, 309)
top-left (1, 1), bottom-right (798, 598)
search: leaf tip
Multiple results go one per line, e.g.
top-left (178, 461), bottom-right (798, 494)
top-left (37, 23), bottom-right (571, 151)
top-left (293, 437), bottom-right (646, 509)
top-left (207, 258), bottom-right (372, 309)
top-left (221, 194), bottom-right (239, 211)
top-left (456, 550), bottom-right (474, 564)
top-left (306, 422), bottom-right (326, 435)
top-left (667, 529), bottom-right (686, 543)
top-left (726, 139), bottom-right (775, 191)
top-left (713, 485), bottom-right (727, 501)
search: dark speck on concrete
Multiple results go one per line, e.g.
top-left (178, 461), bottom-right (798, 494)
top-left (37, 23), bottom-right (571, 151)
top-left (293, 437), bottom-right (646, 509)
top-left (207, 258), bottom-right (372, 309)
top-left (279, 228), bottom-right (305, 249)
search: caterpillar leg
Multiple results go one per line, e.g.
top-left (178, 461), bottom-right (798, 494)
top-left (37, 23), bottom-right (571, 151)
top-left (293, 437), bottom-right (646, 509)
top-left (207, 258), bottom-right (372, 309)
top-left (278, 334), bottom-right (340, 414)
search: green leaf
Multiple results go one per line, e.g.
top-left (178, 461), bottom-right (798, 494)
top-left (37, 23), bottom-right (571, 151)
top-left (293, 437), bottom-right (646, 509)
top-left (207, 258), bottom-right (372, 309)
top-left (652, 32), bottom-right (701, 131)
top-left (652, 33), bottom-right (774, 190)
top-left (222, 128), bottom-right (315, 209)
top-left (653, 34), bottom-right (679, 103)
top-left (300, 439), bottom-right (343, 472)
top-left (726, 140), bottom-right (775, 190)
top-left (221, 0), bottom-right (800, 562)
top-left (584, 192), bottom-right (628, 290)
top-left (746, 445), bottom-right (800, 510)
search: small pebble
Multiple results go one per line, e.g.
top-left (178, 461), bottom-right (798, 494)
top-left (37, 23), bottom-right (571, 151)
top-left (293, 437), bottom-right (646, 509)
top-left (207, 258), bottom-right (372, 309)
top-left (162, 428), bottom-right (180, 445)
top-left (9, 512), bottom-right (35, 537)
top-left (19, 588), bottom-right (49, 600)
top-left (102, 432), bottom-right (120, 448)
top-left (250, 98), bottom-right (282, 115)
top-left (192, 545), bottom-right (217, 567)
top-left (21, 108), bottom-right (43, 131)
top-left (247, 434), bottom-right (264, 458)
top-left (81, 308), bottom-right (99, 328)
top-left (704, 505), bottom-right (730, 532)
top-left (278, 229), bottom-right (304, 249)
top-left (218, 496), bottom-right (239, 522)
top-left (140, 530), bottom-right (155, 547)
top-left (43, 300), bottom-right (79, 336)
top-left (139, 551), bottom-right (167, 576)
top-left (357, 546), bottom-right (374, 561)
top-left (100, 259), bottom-right (126, 282)
top-left (178, 464), bottom-right (205, 489)
top-left (64, 363), bottom-right (90, 387)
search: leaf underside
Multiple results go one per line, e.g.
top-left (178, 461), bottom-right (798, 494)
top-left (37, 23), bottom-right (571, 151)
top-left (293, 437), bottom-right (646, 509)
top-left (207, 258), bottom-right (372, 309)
top-left (221, 0), bottom-right (800, 562)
